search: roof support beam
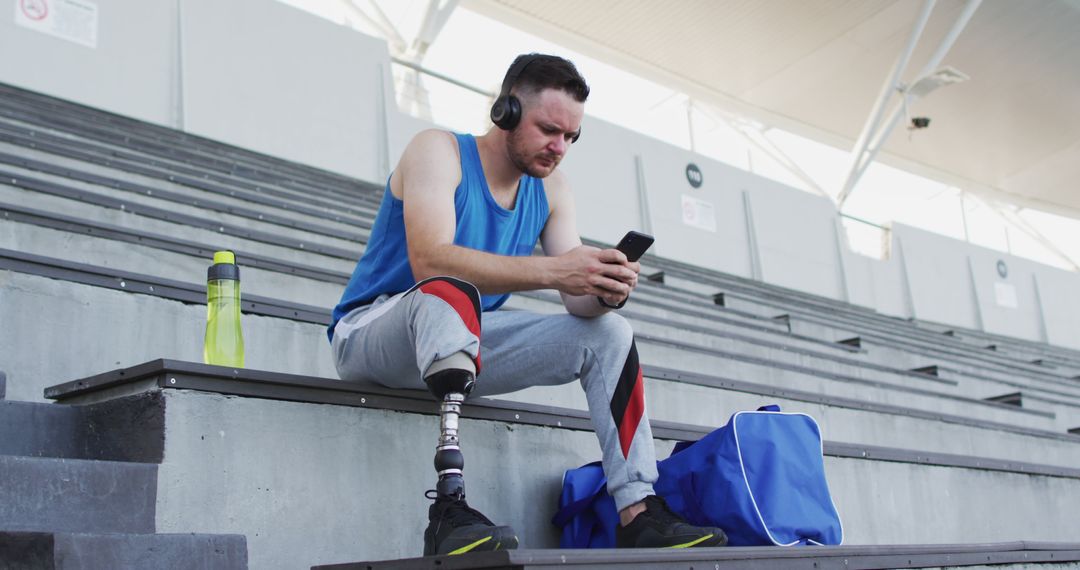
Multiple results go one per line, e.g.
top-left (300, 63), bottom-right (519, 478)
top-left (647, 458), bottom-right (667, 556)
top-left (837, 0), bottom-right (936, 208)
top-left (839, 0), bottom-right (982, 209)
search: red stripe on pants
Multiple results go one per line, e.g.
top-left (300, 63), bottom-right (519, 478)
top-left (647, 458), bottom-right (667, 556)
top-left (618, 366), bottom-right (645, 458)
top-left (418, 280), bottom-right (482, 373)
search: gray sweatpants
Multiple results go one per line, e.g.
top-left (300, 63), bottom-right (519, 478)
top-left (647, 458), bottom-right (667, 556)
top-left (331, 276), bottom-right (657, 511)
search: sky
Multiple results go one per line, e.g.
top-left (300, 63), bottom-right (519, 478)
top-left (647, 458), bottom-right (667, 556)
top-left (278, 0), bottom-right (1079, 271)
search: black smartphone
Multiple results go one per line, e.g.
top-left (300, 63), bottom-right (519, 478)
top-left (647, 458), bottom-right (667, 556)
top-left (614, 231), bottom-right (654, 262)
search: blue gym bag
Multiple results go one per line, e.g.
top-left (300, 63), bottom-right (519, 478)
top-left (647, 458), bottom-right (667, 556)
top-left (552, 405), bottom-right (844, 548)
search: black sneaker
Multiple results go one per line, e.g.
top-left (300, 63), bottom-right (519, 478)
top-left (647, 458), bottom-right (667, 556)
top-left (616, 495), bottom-right (728, 549)
top-left (423, 493), bottom-right (519, 556)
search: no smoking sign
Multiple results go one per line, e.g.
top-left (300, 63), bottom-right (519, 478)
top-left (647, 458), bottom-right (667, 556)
top-left (19, 0), bottom-right (49, 21)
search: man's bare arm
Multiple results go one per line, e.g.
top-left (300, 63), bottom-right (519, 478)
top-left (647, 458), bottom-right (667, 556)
top-left (398, 131), bottom-right (576, 294)
top-left (538, 171), bottom-right (639, 317)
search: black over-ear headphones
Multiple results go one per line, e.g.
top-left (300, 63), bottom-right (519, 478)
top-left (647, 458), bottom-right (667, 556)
top-left (490, 55), bottom-right (581, 144)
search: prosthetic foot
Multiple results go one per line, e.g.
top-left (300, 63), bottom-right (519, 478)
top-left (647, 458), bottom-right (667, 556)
top-left (423, 368), bottom-right (518, 556)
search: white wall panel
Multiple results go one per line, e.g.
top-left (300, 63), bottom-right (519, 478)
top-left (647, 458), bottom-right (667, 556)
top-left (968, 250), bottom-right (1043, 343)
top-left (0, 0), bottom-right (177, 127)
top-left (557, 116), bottom-right (643, 247)
top-left (636, 140), bottom-right (753, 277)
top-left (180, 0), bottom-right (391, 183)
top-left (1036, 268), bottom-right (1080, 350)
top-left (893, 225), bottom-right (981, 330)
top-left (749, 182), bottom-right (843, 300)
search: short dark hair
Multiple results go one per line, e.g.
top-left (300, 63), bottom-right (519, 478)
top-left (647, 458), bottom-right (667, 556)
top-left (505, 53), bottom-right (590, 103)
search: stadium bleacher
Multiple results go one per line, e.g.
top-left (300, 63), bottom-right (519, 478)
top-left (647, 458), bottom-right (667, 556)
top-left (2, 81), bottom-right (1080, 569)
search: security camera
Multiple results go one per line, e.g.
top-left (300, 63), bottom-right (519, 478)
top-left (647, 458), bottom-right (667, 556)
top-left (910, 117), bottom-right (931, 129)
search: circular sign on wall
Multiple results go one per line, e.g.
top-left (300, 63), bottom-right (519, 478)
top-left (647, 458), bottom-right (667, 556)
top-left (685, 163), bottom-right (703, 189)
top-left (996, 260), bottom-right (1008, 279)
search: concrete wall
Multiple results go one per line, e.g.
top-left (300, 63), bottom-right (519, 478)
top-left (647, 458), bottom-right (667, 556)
top-left (180, 0), bottom-right (393, 182)
top-left (1, 0), bottom-right (180, 127)
top-left (3, 0), bottom-right (1080, 349)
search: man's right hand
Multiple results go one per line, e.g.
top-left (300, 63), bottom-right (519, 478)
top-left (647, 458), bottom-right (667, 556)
top-left (551, 245), bottom-right (640, 306)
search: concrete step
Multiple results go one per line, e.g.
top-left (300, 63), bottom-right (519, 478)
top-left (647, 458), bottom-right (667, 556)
top-left (0, 87), bottom-right (363, 190)
top-left (43, 361), bottom-right (1080, 568)
top-left (0, 163), bottom-right (366, 254)
top-left (0, 531), bottom-right (247, 570)
top-left (0, 134), bottom-right (376, 222)
top-left (0, 120), bottom-right (378, 226)
top-left (4, 260), bottom-right (1072, 438)
top-left (313, 543), bottom-right (1080, 570)
top-left (0, 395), bottom-right (164, 462)
top-left (0, 218), bottom-right (345, 308)
top-left (0, 455), bottom-right (156, 534)
top-left (0, 182), bottom-right (358, 273)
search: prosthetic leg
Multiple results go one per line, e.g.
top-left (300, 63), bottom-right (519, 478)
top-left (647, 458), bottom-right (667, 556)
top-left (425, 368), bottom-right (474, 499)
top-left (422, 368), bottom-right (517, 555)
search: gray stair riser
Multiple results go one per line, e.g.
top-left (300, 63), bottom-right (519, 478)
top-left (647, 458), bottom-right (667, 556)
top-left (0, 165), bottom-right (366, 253)
top-left (0, 456), bottom-right (156, 534)
top-left (1, 221), bottom-right (345, 308)
top-left (6, 269), bottom-right (1075, 446)
top-left (0, 401), bottom-right (83, 459)
top-left (661, 264), bottom-right (1080, 375)
top-left (0, 138), bottom-right (374, 223)
top-left (0, 395), bottom-right (165, 463)
top-left (151, 390), bottom-right (1080, 568)
top-left (636, 340), bottom-right (1069, 432)
top-left (731, 291), bottom-right (1080, 381)
top-left (509, 295), bottom-right (1080, 417)
top-left (0, 111), bottom-right (368, 199)
top-left (863, 341), bottom-right (1080, 402)
top-left (489, 380), bottom-right (1080, 468)
top-left (0, 185), bottom-right (359, 273)
top-left (6, 147), bottom-right (1071, 397)
top-left (625, 281), bottom-right (1080, 392)
top-left (4, 270), bottom-right (1066, 436)
top-left (0, 531), bottom-right (247, 570)
top-left (6, 205), bottom-right (1077, 412)
top-left (20, 204), bottom-right (1075, 420)
top-left (0, 113), bottom-right (372, 208)
top-left (0, 270), bottom-right (337, 403)
top-left (0, 141), bottom-right (377, 235)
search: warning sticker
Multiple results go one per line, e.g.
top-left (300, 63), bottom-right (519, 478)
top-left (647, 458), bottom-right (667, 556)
top-left (681, 194), bottom-right (717, 233)
top-left (15, 0), bottom-right (98, 49)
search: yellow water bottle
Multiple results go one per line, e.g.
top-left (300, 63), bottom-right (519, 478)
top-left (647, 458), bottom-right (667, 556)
top-left (204, 250), bottom-right (244, 367)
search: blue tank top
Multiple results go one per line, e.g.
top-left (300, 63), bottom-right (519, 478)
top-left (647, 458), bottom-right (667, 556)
top-left (328, 133), bottom-right (550, 341)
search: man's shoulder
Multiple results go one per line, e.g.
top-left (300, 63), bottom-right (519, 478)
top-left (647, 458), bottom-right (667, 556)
top-left (408, 129), bottom-right (459, 155)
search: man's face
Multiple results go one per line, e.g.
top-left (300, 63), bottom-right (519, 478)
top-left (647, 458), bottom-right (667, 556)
top-left (506, 88), bottom-right (585, 178)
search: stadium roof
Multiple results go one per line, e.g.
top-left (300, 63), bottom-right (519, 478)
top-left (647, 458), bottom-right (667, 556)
top-left (464, 0), bottom-right (1080, 219)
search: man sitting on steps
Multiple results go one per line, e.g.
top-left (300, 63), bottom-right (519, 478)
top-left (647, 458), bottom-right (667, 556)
top-left (327, 53), bottom-right (727, 556)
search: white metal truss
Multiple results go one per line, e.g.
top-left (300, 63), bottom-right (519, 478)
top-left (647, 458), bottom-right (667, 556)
top-left (837, 0), bottom-right (983, 210)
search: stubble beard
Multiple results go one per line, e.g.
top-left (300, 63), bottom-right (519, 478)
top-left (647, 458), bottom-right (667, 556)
top-left (507, 127), bottom-right (559, 179)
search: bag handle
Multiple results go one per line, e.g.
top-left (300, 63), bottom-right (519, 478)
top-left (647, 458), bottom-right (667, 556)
top-left (757, 404), bottom-right (781, 412)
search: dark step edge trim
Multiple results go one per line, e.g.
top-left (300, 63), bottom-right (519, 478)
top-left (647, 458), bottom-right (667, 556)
top-left (43, 360), bottom-right (1080, 480)
top-left (314, 542), bottom-right (1080, 570)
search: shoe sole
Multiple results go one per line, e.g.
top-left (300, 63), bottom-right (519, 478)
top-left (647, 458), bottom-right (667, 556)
top-left (666, 533), bottom-right (727, 548)
top-left (446, 533), bottom-right (519, 555)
